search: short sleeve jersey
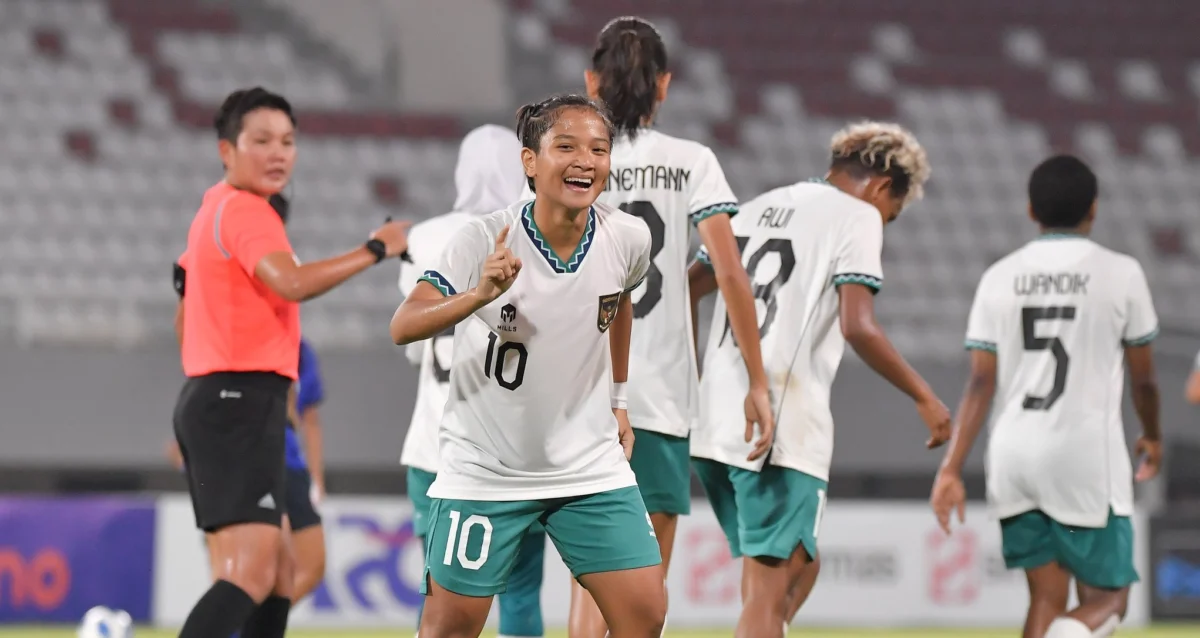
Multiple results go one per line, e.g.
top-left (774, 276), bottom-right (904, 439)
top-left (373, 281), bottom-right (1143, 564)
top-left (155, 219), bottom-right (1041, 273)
top-left (420, 201), bottom-right (652, 501)
top-left (692, 179), bottom-right (884, 479)
top-left (965, 234), bottom-right (1158, 527)
top-left (397, 211), bottom-right (474, 474)
top-left (519, 130), bottom-right (738, 437)
top-left (179, 182), bottom-right (300, 379)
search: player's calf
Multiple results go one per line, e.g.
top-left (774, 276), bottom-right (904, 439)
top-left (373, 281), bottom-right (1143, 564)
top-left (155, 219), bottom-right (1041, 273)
top-left (577, 565), bottom-right (665, 638)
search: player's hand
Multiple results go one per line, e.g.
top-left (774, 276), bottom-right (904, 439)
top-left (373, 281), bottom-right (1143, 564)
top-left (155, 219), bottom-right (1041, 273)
top-left (917, 396), bottom-right (952, 449)
top-left (743, 384), bottom-right (776, 461)
top-left (615, 408), bottom-right (635, 460)
top-left (930, 470), bottom-right (966, 535)
top-left (370, 219), bottom-right (413, 257)
top-left (1135, 436), bottom-right (1162, 482)
top-left (477, 226), bottom-right (522, 302)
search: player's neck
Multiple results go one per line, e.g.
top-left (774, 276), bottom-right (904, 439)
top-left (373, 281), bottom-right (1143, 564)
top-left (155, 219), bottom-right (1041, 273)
top-left (531, 197), bottom-right (590, 254)
top-left (1038, 225), bottom-right (1089, 238)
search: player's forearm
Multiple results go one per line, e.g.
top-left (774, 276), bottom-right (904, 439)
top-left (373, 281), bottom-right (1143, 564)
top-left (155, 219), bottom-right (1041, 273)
top-left (688, 262), bottom-right (717, 359)
top-left (609, 295), bottom-right (634, 383)
top-left (941, 373), bottom-right (994, 475)
top-left (713, 268), bottom-right (768, 387)
top-left (301, 410), bottom-right (325, 488)
top-left (1132, 380), bottom-right (1161, 441)
top-left (845, 324), bottom-right (935, 403)
top-left (390, 290), bottom-right (488, 345)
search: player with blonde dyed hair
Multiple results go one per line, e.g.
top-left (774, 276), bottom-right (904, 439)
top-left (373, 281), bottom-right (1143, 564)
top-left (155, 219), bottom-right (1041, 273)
top-left (689, 121), bottom-right (951, 638)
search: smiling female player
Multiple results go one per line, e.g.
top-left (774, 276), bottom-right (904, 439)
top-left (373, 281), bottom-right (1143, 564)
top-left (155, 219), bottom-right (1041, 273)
top-left (391, 94), bottom-right (704, 638)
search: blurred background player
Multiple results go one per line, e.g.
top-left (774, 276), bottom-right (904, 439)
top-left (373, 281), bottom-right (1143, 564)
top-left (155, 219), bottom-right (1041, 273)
top-left (689, 121), bottom-right (950, 638)
top-left (390, 94), bottom-right (666, 638)
top-left (931, 155), bottom-right (1163, 638)
top-left (397, 124), bottom-right (547, 638)
top-left (170, 192), bottom-right (328, 605)
top-left (565, 18), bottom-right (775, 637)
top-left (1186, 350), bottom-right (1200, 405)
top-left (172, 86), bottom-right (409, 638)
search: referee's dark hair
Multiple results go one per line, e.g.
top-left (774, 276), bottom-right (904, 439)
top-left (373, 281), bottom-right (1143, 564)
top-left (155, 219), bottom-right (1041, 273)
top-left (214, 87), bottom-right (297, 143)
top-left (1028, 155), bottom-right (1097, 230)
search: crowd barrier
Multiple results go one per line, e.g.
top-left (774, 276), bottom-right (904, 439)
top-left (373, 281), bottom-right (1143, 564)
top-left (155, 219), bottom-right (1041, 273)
top-left (0, 494), bottom-right (1162, 629)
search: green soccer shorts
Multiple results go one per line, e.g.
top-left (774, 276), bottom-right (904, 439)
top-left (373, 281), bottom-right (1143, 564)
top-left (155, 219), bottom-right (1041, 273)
top-left (628, 428), bottom-right (692, 516)
top-left (693, 457), bottom-right (827, 561)
top-left (1000, 508), bottom-right (1138, 589)
top-left (421, 486), bottom-right (662, 597)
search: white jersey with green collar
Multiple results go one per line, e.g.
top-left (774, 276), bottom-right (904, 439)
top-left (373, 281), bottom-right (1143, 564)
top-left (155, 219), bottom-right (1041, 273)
top-left (965, 233), bottom-right (1158, 527)
top-left (692, 179), bottom-right (884, 479)
top-left (521, 129), bottom-right (738, 437)
top-left (420, 201), bottom-right (652, 501)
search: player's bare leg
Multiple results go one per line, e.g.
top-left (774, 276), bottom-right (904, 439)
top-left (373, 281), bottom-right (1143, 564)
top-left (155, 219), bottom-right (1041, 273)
top-left (1043, 581), bottom-right (1128, 637)
top-left (784, 554), bottom-right (821, 622)
top-left (418, 575), bottom-right (494, 638)
top-left (737, 543), bottom-right (809, 638)
top-left (290, 524), bottom-right (327, 601)
top-left (1022, 562), bottom-right (1071, 638)
top-left (577, 564), bottom-right (665, 638)
top-left (569, 512), bottom-right (675, 638)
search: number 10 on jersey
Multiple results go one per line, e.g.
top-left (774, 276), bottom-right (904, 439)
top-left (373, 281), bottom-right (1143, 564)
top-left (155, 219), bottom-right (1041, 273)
top-left (484, 332), bottom-right (528, 391)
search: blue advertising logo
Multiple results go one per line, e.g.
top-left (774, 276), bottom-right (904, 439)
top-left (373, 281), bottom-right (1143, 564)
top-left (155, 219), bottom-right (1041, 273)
top-left (1156, 555), bottom-right (1200, 600)
top-left (310, 513), bottom-right (424, 612)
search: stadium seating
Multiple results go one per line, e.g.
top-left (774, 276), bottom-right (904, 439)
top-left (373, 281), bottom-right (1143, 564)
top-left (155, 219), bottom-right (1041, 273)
top-left (0, 0), bottom-right (1196, 358)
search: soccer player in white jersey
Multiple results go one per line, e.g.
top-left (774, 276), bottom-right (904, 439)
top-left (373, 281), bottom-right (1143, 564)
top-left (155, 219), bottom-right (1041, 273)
top-left (689, 122), bottom-right (951, 638)
top-left (398, 124), bottom-right (547, 638)
top-left (551, 18), bottom-right (774, 636)
top-left (931, 155), bottom-right (1163, 638)
top-left (390, 94), bottom-right (673, 638)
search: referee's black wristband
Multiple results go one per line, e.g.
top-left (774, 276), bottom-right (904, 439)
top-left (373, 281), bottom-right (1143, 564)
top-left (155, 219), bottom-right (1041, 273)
top-left (364, 239), bottom-right (387, 264)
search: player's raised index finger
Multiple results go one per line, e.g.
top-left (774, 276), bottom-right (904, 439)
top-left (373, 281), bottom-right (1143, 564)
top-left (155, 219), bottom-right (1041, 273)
top-left (495, 225), bottom-right (510, 249)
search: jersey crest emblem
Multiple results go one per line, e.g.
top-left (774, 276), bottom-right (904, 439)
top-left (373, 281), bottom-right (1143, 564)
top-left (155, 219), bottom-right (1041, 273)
top-left (597, 292), bottom-right (621, 333)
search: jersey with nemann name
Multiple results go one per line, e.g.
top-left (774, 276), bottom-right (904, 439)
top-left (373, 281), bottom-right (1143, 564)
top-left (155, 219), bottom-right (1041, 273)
top-left (397, 211), bottom-right (476, 474)
top-left (692, 179), bottom-right (884, 479)
top-left (520, 129), bottom-right (737, 437)
top-left (965, 234), bottom-right (1158, 528)
top-left (421, 201), bottom-right (652, 500)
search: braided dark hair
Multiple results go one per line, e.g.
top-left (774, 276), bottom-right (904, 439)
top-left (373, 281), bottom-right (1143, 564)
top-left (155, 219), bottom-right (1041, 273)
top-left (515, 93), bottom-right (615, 193)
top-left (591, 17), bottom-right (667, 141)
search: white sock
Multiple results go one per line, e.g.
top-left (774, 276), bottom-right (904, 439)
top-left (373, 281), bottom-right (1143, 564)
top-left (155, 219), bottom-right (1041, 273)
top-left (1092, 614), bottom-right (1120, 637)
top-left (1045, 617), bottom-right (1092, 638)
top-left (783, 620), bottom-right (790, 635)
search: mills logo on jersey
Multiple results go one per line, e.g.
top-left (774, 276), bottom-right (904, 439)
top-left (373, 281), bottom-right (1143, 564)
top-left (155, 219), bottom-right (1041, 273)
top-left (597, 292), bottom-right (621, 333)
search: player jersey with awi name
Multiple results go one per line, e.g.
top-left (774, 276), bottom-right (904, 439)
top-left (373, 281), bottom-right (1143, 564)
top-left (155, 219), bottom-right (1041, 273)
top-left (520, 129), bottom-right (738, 437)
top-left (420, 201), bottom-right (652, 501)
top-left (965, 234), bottom-right (1158, 528)
top-left (692, 179), bottom-right (884, 481)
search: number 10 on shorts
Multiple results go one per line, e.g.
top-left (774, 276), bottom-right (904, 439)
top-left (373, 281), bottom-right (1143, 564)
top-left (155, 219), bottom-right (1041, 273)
top-left (443, 510), bottom-right (493, 571)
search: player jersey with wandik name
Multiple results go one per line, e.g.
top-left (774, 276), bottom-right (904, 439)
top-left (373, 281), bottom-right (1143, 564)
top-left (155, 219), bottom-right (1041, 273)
top-left (965, 234), bottom-right (1158, 528)
top-left (520, 130), bottom-right (737, 437)
top-left (419, 201), bottom-right (651, 501)
top-left (397, 211), bottom-right (480, 475)
top-left (692, 179), bottom-right (884, 479)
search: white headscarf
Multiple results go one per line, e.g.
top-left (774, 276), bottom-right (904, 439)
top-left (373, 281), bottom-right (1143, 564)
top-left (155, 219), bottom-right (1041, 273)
top-left (452, 124), bottom-right (526, 215)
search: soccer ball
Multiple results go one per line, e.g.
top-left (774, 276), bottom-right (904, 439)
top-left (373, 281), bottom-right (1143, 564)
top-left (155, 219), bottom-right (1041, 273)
top-left (77, 606), bottom-right (134, 638)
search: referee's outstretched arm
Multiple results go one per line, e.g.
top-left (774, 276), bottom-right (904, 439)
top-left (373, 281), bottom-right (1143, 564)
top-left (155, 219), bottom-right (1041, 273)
top-left (254, 223), bottom-right (409, 302)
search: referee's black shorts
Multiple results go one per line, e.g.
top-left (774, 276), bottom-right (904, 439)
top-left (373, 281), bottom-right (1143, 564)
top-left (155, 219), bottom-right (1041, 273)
top-left (173, 371), bottom-right (291, 532)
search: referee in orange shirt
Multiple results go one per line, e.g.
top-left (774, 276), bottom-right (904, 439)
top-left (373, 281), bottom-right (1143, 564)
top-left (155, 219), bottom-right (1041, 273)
top-left (172, 87), bottom-right (408, 638)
